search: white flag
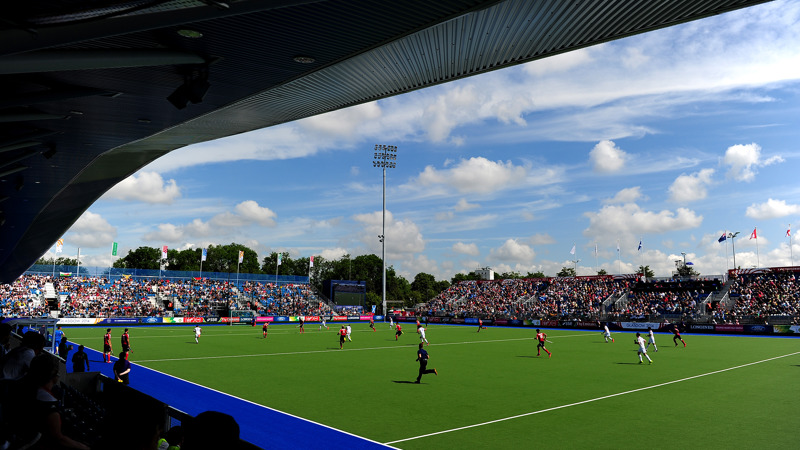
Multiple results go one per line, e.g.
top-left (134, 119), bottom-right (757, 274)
top-left (162, 245), bottom-right (168, 259)
top-left (55, 238), bottom-right (64, 253)
top-left (238, 250), bottom-right (244, 264)
top-left (570, 245), bottom-right (576, 255)
top-left (309, 256), bottom-right (314, 268)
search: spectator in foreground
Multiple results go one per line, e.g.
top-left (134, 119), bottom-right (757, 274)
top-left (71, 345), bottom-right (90, 373)
top-left (1, 331), bottom-right (45, 380)
top-left (182, 411), bottom-right (239, 450)
top-left (27, 354), bottom-right (91, 449)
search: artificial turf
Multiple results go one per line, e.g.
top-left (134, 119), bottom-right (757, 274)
top-left (64, 323), bottom-right (799, 449)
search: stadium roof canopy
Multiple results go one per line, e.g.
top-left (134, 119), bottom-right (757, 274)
top-left (0, 0), bottom-right (773, 283)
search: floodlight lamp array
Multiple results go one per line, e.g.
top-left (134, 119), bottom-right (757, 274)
top-left (372, 144), bottom-right (398, 168)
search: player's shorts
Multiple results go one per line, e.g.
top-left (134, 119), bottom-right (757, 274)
top-left (104, 344), bottom-right (112, 352)
top-left (648, 337), bottom-right (656, 344)
top-left (339, 335), bottom-right (345, 343)
top-left (396, 330), bottom-right (403, 336)
top-left (603, 332), bottom-right (611, 337)
top-left (638, 347), bottom-right (648, 354)
top-left (122, 345), bottom-right (130, 352)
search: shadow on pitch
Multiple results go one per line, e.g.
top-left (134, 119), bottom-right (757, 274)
top-left (392, 380), bottom-right (418, 384)
top-left (615, 362), bottom-right (644, 365)
top-left (516, 355), bottom-right (537, 358)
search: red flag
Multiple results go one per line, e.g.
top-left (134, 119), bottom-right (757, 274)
top-left (787, 225), bottom-right (791, 237)
top-left (749, 228), bottom-right (757, 240)
top-left (309, 256), bottom-right (314, 268)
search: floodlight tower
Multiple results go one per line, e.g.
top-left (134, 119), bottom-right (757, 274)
top-left (373, 144), bottom-right (397, 319)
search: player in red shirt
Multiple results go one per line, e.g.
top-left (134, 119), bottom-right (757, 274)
top-left (121, 328), bottom-right (131, 356)
top-left (395, 324), bottom-right (403, 341)
top-left (478, 318), bottom-right (486, 332)
top-left (339, 326), bottom-right (347, 349)
top-left (262, 322), bottom-right (269, 338)
top-left (535, 329), bottom-right (551, 358)
top-left (672, 325), bottom-right (686, 347)
top-left (369, 317), bottom-right (376, 332)
top-left (103, 328), bottom-right (112, 363)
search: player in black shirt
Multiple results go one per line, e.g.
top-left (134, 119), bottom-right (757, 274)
top-left (415, 343), bottom-right (437, 383)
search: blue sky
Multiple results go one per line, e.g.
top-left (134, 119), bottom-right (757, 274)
top-left (52, 0), bottom-right (800, 281)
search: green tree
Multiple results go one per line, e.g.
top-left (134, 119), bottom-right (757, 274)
top-left (525, 271), bottom-right (547, 278)
top-left (675, 263), bottom-right (699, 277)
top-left (597, 269), bottom-right (608, 275)
top-left (37, 257), bottom-right (79, 266)
top-left (451, 271), bottom-right (482, 284)
top-left (113, 246), bottom-right (160, 269)
top-left (557, 267), bottom-right (576, 277)
top-left (497, 271), bottom-right (522, 280)
top-left (637, 265), bottom-right (655, 278)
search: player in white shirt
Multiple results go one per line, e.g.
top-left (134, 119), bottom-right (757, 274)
top-left (635, 332), bottom-right (652, 364)
top-left (646, 326), bottom-right (658, 352)
top-left (417, 325), bottom-right (429, 346)
top-left (346, 325), bottom-right (352, 341)
top-left (389, 315), bottom-right (394, 329)
top-left (194, 325), bottom-right (202, 344)
top-left (602, 324), bottom-right (614, 343)
top-left (319, 316), bottom-right (328, 331)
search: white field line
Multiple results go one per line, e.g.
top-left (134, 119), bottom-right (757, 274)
top-left (125, 333), bottom-right (592, 363)
top-left (384, 350), bottom-right (800, 445)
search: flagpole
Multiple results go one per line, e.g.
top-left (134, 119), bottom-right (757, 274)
top-left (755, 228), bottom-right (760, 268)
top-left (594, 243), bottom-right (599, 274)
top-left (199, 252), bottom-right (203, 280)
top-left (725, 230), bottom-right (729, 273)
top-left (789, 224), bottom-right (793, 266)
top-left (616, 239), bottom-right (621, 275)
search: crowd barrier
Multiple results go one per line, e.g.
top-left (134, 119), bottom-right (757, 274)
top-left (51, 315), bottom-right (800, 335)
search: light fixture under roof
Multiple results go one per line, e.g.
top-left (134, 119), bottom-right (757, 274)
top-left (293, 56), bottom-right (315, 64)
top-left (177, 29), bottom-right (203, 39)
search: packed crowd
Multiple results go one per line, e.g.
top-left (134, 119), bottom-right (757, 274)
top-left (727, 271), bottom-right (800, 324)
top-left (232, 281), bottom-right (326, 316)
top-left (421, 277), bottom-right (629, 320)
top-left (0, 275), bottom-right (322, 319)
top-left (609, 278), bottom-right (721, 321)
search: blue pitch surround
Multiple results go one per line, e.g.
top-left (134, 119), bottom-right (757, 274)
top-left (73, 339), bottom-right (392, 449)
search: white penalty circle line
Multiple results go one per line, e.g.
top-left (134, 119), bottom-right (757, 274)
top-left (384, 350), bottom-right (800, 445)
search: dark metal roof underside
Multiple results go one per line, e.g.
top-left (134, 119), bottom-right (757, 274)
top-left (0, 0), bottom-right (773, 283)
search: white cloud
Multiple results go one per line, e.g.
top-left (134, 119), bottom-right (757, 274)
top-left (67, 211), bottom-right (117, 248)
top-left (143, 223), bottom-right (183, 242)
top-left (353, 210), bottom-right (425, 258)
top-left (104, 172), bottom-right (180, 204)
top-left (722, 143), bottom-right (783, 182)
top-left (452, 242), bottom-right (480, 256)
top-left (210, 201), bottom-right (277, 228)
top-left (416, 157), bottom-right (528, 194)
top-left (668, 168), bottom-right (715, 203)
top-left (319, 248), bottom-right (349, 261)
top-left (590, 140), bottom-right (628, 173)
top-left (454, 198), bottom-right (480, 211)
top-left (435, 211), bottom-right (454, 221)
top-left (528, 233), bottom-right (555, 245)
top-left (605, 187), bottom-right (645, 204)
top-left (490, 239), bottom-right (536, 263)
top-left (745, 198), bottom-right (800, 219)
top-left (583, 203), bottom-right (703, 247)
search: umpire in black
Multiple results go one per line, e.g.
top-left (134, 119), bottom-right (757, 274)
top-left (415, 342), bottom-right (437, 383)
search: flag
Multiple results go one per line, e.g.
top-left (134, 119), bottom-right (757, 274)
top-left (750, 228), bottom-right (757, 240)
top-left (238, 250), bottom-right (244, 264)
top-left (570, 245), bottom-right (576, 255)
top-left (59, 272), bottom-right (72, 277)
top-left (201, 248), bottom-right (207, 262)
top-left (277, 253), bottom-right (282, 266)
top-left (787, 226), bottom-right (791, 237)
top-left (55, 238), bottom-right (64, 253)
top-left (637, 240), bottom-right (642, 251)
top-left (111, 241), bottom-right (118, 256)
top-left (718, 233), bottom-right (727, 243)
top-left (161, 245), bottom-right (168, 259)
top-left (686, 262), bottom-right (694, 265)
top-left (309, 256), bottom-right (314, 268)
top-left (616, 241), bottom-right (620, 253)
